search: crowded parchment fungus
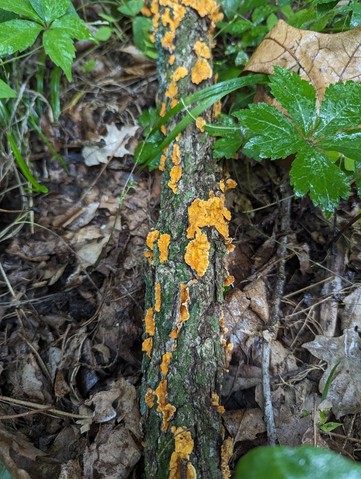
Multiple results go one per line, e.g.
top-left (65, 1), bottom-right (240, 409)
top-left (220, 438), bottom-right (234, 479)
top-left (145, 307), bottom-right (155, 336)
top-left (142, 337), bottom-right (153, 358)
top-left (155, 282), bottom-right (162, 312)
top-left (158, 233), bottom-right (171, 263)
top-left (169, 427), bottom-right (196, 479)
top-left (155, 380), bottom-right (177, 431)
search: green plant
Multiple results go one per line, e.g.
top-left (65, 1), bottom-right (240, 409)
top-left (235, 66), bottom-right (361, 215)
top-left (233, 446), bottom-right (361, 478)
top-left (0, 0), bottom-right (93, 82)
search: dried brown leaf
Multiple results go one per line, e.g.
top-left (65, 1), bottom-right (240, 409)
top-left (245, 20), bottom-right (361, 98)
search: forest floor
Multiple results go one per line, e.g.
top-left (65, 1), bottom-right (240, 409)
top-left (1, 11), bottom-right (361, 479)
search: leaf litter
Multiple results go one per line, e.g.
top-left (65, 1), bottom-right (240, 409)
top-left (1, 10), bottom-right (361, 478)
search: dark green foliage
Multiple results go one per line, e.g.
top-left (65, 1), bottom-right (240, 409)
top-left (234, 446), bottom-right (361, 479)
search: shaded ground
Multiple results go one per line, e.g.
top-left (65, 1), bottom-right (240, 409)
top-left (1, 9), bottom-right (361, 479)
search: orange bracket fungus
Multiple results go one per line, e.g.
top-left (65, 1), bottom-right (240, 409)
top-left (155, 282), bottom-right (162, 312)
top-left (155, 380), bottom-right (177, 431)
top-left (169, 426), bottom-right (196, 479)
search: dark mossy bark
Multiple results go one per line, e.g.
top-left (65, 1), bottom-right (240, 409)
top-left (141, 3), bottom-right (227, 478)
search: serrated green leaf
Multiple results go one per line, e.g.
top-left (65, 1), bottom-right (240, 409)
top-left (236, 103), bottom-right (302, 159)
top-left (317, 130), bottom-right (361, 161)
top-left (315, 82), bottom-right (361, 138)
top-left (234, 446), bottom-right (361, 479)
top-left (270, 67), bottom-right (317, 135)
top-left (0, 80), bottom-right (16, 98)
top-left (0, 19), bottom-right (43, 56)
top-left (51, 14), bottom-right (93, 40)
top-left (290, 147), bottom-right (349, 214)
top-left (213, 136), bottom-right (243, 158)
top-left (43, 29), bottom-right (75, 81)
top-left (118, 0), bottom-right (143, 16)
top-left (0, 0), bottom-right (41, 21)
top-left (319, 421), bottom-right (342, 432)
top-left (29, 0), bottom-right (70, 23)
top-left (132, 16), bottom-right (153, 53)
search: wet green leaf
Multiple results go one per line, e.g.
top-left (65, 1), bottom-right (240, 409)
top-left (118, 0), bottom-right (143, 17)
top-left (290, 146), bottom-right (349, 214)
top-left (234, 446), bottom-right (361, 479)
top-left (43, 29), bottom-right (75, 81)
top-left (0, 19), bottom-right (42, 56)
top-left (269, 67), bottom-right (317, 135)
top-left (235, 103), bottom-right (302, 159)
top-left (51, 14), bottom-right (93, 40)
top-left (0, 0), bottom-right (41, 21)
top-left (29, 0), bottom-right (70, 23)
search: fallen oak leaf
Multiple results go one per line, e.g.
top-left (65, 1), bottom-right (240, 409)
top-left (244, 19), bottom-right (361, 99)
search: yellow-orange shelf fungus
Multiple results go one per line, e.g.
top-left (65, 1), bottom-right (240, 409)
top-left (160, 102), bottom-right (167, 117)
top-left (221, 437), bottom-right (234, 479)
top-left (169, 54), bottom-right (175, 65)
top-left (211, 392), bottom-right (225, 414)
top-left (173, 66), bottom-right (188, 81)
top-left (184, 230), bottom-right (210, 277)
top-left (159, 154), bottom-right (167, 171)
top-left (187, 194), bottom-right (231, 241)
top-left (155, 282), bottom-right (162, 312)
top-left (141, 6), bottom-right (152, 17)
top-left (193, 40), bottom-right (211, 59)
top-left (145, 229), bottom-right (160, 264)
top-left (161, 30), bottom-right (176, 52)
top-left (142, 337), bottom-right (153, 358)
top-left (220, 178), bottom-right (237, 192)
top-left (179, 283), bottom-right (191, 322)
top-left (191, 58), bottom-right (213, 85)
top-left (161, 124), bottom-right (167, 136)
top-left (168, 165), bottom-right (182, 193)
top-left (145, 388), bottom-right (155, 408)
top-left (158, 233), bottom-right (171, 263)
top-left (146, 230), bottom-right (160, 249)
top-left (182, 0), bottom-right (223, 22)
top-left (166, 81), bottom-right (178, 99)
top-left (224, 275), bottom-right (235, 287)
top-left (195, 116), bottom-right (206, 132)
top-left (145, 307), bottom-right (155, 336)
top-left (155, 380), bottom-right (176, 431)
top-left (171, 144), bottom-right (181, 165)
top-left (169, 426), bottom-right (196, 479)
top-left (160, 352), bottom-right (173, 376)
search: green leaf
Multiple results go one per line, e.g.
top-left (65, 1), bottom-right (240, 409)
top-left (0, 80), bottom-right (16, 98)
top-left (135, 74), bottom-right (268, 165)
top-left (0, 19), bottom-right (43, 56)
top-left (51, 14), bottom-right (93, 40)
top-left (213, 136), bottom-right (243, 159)
top-left (234, 446), bottom-right (361, 479)
top-left (7, 132), bottom-right (48, 193)
top-left (315, 81), bottom-right (361, 138)
top-left (118, 0), bottom-right (144, 17)
top-left (317, 130), bottom-right (361, 161)
top-left (29, 0), bottom-right (70, 23)
top-left (319, 421), bottom-right (342, 432)
top-left (235, 103), bottom-right (302, 159)
top-left (290, 147), bottom-right (349, 214)
top-left (270, 67), bottom-right (317, 135)
top-left (132, 16), bottom-right (153, 53)
top-left (0, 0), bottom-right (41, 21)
top-left (43, 29), bottom-right (75, 81)
top-left (95, 26), bottom-right (113, 42)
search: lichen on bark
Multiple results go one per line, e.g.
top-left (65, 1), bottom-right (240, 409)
top-left (141, 2), bottom-right (230, 478)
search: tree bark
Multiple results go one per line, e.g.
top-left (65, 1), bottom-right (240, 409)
top-left (141, 2), bottom-right (231, 477)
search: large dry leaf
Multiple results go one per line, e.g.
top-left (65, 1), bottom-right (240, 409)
top-left (303, 328), bottom-right (361, 417)
top-left (245, 20), bottom-right (361, 98)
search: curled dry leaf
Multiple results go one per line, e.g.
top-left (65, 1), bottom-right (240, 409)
top-left (304, 328), bottom-right (361, 417)
top-left (245, 19), bottom-right (361, 98)
top-left (223, 408), bottom-right (266, 443)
